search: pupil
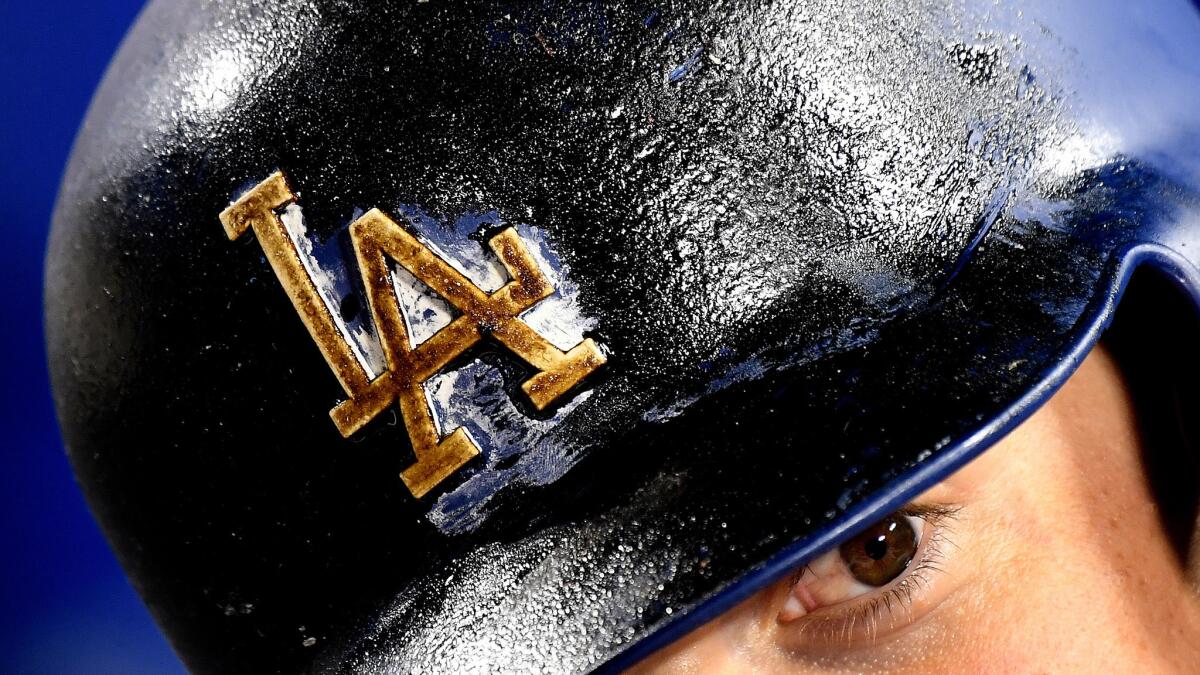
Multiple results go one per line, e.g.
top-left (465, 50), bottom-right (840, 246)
top-left (864, 536), bottom-right (888, 561)
top-left (838, 514), bottom-right (918, 587)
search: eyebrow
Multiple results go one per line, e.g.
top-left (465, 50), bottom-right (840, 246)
top-left (899, 502), bottom-right (963, 520)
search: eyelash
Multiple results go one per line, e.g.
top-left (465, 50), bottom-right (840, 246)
top-left (791, 505), bottom-right (961, 644)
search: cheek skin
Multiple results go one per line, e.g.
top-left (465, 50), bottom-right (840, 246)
top-left (940, 347), bottom-right (1200, 674)
top-left (629, 347), bottom-right (1200, 674)
top-left (626, 591), bottom-right (781, 675)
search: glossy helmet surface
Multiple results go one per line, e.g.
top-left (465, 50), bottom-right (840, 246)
top-left (46, 0), bottom-right (1200, 672)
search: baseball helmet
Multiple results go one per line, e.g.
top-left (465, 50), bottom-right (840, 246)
top-left (45, 0), bottom-right (1200, 671)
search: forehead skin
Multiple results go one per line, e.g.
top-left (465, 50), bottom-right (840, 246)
top-left (632, 346), bottom-right (1200, 673)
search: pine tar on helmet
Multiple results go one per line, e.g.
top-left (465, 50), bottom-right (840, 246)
top-left (45, 0), bottom-right (1200, 672)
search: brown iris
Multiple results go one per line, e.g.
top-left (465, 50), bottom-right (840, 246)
top-left (838, 515), bottom-right (918, 587)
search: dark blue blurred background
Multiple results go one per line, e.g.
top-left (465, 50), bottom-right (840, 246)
top-left (0, 1), bottom-right (184, 672)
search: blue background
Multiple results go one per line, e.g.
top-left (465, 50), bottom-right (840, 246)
top-left (0, 0), bottom-right (184, 672)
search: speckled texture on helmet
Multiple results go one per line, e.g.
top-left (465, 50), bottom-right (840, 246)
top-left (46, 0), bottom-right (1200, 672)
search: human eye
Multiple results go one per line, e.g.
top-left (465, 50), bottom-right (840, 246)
top-left (776, 504), bottom-right (961, 647)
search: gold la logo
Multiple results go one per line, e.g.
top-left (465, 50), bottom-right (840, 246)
top-left (220, 171), bottom-right (605, 498)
